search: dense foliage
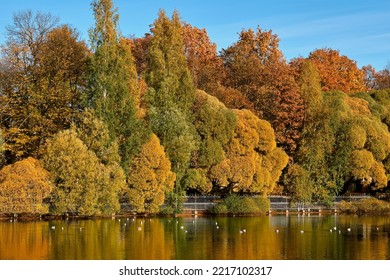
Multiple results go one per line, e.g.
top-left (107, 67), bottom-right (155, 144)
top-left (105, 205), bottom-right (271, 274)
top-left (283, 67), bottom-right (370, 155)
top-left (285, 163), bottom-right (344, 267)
top-left (1, 0), bottom-right (390, 215)
top-left (0, 157), bottom-right (53, 213)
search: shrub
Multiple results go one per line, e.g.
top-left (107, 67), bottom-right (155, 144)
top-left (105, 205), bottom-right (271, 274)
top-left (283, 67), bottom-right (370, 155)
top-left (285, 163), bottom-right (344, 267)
top-left (211, 194), bottom-right (269, 215)
top-left (338, 198), bottom-right (390, 214)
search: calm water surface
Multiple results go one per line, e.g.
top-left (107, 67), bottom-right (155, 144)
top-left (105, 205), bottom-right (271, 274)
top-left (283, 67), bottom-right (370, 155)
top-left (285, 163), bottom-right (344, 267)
top-left (1, 215), bottom-right (390, 260)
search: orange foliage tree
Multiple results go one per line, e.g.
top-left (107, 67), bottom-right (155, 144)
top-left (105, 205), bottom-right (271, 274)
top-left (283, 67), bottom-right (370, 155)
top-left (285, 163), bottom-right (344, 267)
top-left (307, 48), bottom-right (366, 93)
top-left (182, 23), bottom-right (225, 90)
top-left (221, 27), bottom-right (304, 155)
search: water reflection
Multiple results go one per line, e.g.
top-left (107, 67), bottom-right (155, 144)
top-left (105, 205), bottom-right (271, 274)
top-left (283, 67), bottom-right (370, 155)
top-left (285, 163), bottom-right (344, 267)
top-left (0, 215), bottom-right (389, 260)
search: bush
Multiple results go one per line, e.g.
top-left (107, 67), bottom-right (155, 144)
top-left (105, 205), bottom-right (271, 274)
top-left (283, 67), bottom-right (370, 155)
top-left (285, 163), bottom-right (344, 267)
top-left (211, 194), bottom-right (269, 215)
top-left (212, 203), bottom-right (228, 214)
top-left (338, 198), bottom-right (390, 214)
top-left (253, 196), bottom-right (270, 213)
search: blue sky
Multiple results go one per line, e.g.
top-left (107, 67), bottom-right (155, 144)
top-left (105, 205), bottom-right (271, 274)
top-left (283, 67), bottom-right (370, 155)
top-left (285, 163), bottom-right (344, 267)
top-left (1, 0), bottom-right (389, 70)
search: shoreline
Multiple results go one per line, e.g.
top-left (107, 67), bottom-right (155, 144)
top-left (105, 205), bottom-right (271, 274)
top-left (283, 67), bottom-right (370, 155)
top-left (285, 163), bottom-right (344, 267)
top-left (1, 208), bottom-right (389, 222)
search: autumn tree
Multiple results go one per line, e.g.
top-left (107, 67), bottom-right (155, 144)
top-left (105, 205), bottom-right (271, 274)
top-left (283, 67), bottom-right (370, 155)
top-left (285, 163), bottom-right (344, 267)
top-left (307, 48), bottom-right (366, 93)
top-left (129, 34), bottom-right (152, 77)
top-left (74, 109), bottom-right (127, 202)
top-left (362, 64), bottom-right (377, 90)
top-left (209, 108), bottom-right (288, 195)
top-left (289, 61), bottom-right (330, 201)
top-left (0, 11), bottom-right (88, 162)
top-left (221, 27), bottom-right (304, 155)
top-left (43, 129), bottom-right (124, 215)
top-left (295, 90), bottom-right (390, 201)
top-left (183, 90), bottom-right (237, 193)
top-left (146, 10), bottom-right (198, 206)
top-left (88, 0), bottom-right (147, 170)
top-left (0, 129), bottom-right (4, 167)
top-left (127, 134), bottom-right (175, 213)
top-left (182, 23), bottom-right (224, 90)
top-left (0, 157), bottom-right (53, 214)
top-left (374, 64), bottom-right (390, 90)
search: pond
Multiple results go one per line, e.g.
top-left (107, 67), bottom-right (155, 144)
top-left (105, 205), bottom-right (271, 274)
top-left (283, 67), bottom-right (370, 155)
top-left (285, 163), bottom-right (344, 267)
top-left (1, 214), bottom-right (389, 260)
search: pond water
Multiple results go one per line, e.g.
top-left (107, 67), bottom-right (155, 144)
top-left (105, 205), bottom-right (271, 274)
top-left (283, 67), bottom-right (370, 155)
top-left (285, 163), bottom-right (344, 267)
top-left (1, 214), bottom-right (389, 260)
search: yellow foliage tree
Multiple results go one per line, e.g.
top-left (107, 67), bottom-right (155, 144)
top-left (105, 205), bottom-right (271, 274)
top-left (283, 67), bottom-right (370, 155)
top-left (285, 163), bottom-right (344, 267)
top-left (44, 129), bottom-right (124, 215)
top-left (0, 157), bottom-right (53, 214)
top-left (211, 109), bottom-right (288, 195)
top-left (127, 134), bottom-right (175, 213)
top-left (350, 149), bottom-right (387, 190)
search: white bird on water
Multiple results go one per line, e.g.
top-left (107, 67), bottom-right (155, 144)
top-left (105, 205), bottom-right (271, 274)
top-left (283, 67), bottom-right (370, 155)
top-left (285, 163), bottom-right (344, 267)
top-left (347, 228), bottom-right (351, 232)
top-left (137, 227), bottom-right (142, 231)
top-left (300, 230), bottom-right (304, 234)
top-left (51, 226), bottom-right (55, 230)
top-left (276, 229), bottom-right (279, 233)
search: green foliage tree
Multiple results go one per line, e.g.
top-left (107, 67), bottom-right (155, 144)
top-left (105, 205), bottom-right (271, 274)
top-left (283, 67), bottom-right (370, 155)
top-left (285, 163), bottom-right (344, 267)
top-left (0, 157), bottom-right (53, 214)
top-left (74, 109), bottom-right (127, 202)
top-left (127, 134), bottom-right (175, 213)
top-left (145, 10), bottom-right (198, 208)
top-left (291, 61), bottom-right (331, 201)
top-left (185, 90), bottom-right (237, 193)
top-left (88, 0), bottom-right (147, 170)
top-left (146, 10), bottom-right (195, 112)
top-left (43, 129), bottom-right (124, 215)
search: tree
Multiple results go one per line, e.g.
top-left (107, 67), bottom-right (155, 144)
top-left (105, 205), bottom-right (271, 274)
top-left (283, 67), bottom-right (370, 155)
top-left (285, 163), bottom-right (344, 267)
top-left (0, 157), bottom-right (53, 214)
top-left (362, 64), bottom-right (377, 90)
top-left (182, 23), bottom-right (224, 90)
top-left (88, 0), bottom-right (147, 170)
top-left (74, 109), bottom-right (127, 203)
top-left (0, 11), bottom-right (88, 162)
top-left (221, 27), bottom-right (304, 155)
top-left (307, 48), bottom-right (366, 93)
top-left (185, 90), bottom-right (237, 193)
top-left (374, 64), bottom-right (390, 90)
top-left (145, 10), bottom-right (198, 204)
top-left (146, 10), bottom-right (195, 112)
top-left (210, 109), bottom-right (288, 195)
top-left (127, 134), bottom-right (175, 213)
top-left (43, 129), bottom-right (124, 215)
top-left (0, 129), bottom-right (4, 168)
top-left (290, 61), bottom-right (329, 202)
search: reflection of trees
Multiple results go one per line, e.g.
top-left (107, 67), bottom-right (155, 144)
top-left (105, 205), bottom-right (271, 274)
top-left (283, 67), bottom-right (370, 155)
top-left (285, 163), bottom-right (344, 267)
top-left (0, 222), bottom-right (50, 259)
top-left (123, 218), bottom-right (174, 259)
top-left (1, 216), bottom-right (389, 259)
top-left (50, 219), bottom-right (122, 259)
top-left (171, 217), bottom-right (281, 259)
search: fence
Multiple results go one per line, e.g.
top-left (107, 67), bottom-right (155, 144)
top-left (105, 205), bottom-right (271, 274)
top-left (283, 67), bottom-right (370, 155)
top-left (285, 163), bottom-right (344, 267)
top-left (180, 194), bottom-right (373, 212)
